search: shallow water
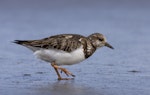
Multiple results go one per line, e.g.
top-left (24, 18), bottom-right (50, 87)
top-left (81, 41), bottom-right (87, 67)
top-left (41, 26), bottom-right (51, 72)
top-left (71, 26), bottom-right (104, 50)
top-left (0, 0), bottom-right (150, 95)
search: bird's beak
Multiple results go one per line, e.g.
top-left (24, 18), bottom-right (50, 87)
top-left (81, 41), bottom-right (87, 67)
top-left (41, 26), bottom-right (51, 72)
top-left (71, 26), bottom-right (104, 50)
top-left (105, 42), bottom-right (114, 49)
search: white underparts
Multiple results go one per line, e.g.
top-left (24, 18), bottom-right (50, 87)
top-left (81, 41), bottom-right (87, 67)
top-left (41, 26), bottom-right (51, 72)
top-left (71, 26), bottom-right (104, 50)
top-left (34, 46), bottom-right (85, 65)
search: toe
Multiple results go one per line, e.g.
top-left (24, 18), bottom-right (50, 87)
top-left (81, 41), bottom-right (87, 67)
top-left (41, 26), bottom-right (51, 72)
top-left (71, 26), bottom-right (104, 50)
top-left (58, 78), bottom-right (74, 80)
top-left (72, 74), bottom-right (76, 77)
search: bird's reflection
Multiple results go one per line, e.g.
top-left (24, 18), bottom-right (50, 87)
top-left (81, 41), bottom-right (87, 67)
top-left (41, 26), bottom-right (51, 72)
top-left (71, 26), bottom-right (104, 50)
top-left (36, 80), bottom-right (101, 95)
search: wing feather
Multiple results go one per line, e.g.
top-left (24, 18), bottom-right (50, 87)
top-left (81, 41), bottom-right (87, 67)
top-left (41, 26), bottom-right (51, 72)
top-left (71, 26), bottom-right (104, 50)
top-left (15, 34), bottom-right (84, 52)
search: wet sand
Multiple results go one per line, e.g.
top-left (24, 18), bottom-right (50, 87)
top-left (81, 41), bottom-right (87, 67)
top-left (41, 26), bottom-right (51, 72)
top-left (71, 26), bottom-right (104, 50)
top-left (0, 0), bottom-right (150, 95)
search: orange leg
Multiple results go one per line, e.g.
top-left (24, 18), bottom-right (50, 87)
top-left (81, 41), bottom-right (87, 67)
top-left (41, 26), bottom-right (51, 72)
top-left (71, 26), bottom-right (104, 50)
top-left (51, 62), bottom-right (75, 80)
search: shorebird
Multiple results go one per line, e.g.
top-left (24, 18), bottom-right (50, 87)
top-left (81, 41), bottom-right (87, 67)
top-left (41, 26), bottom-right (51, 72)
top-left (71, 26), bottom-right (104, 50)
top-left (14, 33), bottom-right (114, 80)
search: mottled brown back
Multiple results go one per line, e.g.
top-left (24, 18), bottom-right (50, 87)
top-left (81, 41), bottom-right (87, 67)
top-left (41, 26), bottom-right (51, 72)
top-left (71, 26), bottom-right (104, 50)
top-left (14, 34), bottom-right (84, 52)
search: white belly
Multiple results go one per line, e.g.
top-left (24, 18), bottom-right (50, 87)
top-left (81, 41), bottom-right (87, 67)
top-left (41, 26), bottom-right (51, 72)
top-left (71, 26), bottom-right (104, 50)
top-left (34, 46), bottom-right (85, 65)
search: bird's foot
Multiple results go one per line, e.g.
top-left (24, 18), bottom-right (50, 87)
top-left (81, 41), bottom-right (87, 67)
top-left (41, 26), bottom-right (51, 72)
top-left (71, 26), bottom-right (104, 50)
top-left (51, 63), bottom-right (75, 80)
top-left (60, 68), bottom-right (75, 77)
top-left (57, 77), bottom-right (74, 80)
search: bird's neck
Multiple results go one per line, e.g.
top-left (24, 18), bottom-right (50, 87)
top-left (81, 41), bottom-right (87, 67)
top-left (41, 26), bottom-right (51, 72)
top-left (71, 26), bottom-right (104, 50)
top-left (83, 39), bottom-right (97, 58)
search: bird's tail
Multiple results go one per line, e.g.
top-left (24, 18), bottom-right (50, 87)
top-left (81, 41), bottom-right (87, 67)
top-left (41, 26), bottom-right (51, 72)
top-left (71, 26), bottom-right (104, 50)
top-left (13, 40), bottom-right (28, 45)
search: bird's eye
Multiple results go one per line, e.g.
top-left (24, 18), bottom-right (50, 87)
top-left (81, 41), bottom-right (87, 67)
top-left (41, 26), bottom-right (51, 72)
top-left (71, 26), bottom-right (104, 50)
top-left (99, 38), bottom-right (104, 41)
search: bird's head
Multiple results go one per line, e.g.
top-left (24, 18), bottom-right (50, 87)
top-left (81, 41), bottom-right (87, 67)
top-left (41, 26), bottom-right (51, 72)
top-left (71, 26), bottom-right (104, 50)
top-left (88, 33), bottom-right (114, 49)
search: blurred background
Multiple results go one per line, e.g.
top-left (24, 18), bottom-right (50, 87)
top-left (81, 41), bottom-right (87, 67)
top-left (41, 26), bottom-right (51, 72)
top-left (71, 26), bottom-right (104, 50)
top-left (0, 0), bottom-right (150, 95)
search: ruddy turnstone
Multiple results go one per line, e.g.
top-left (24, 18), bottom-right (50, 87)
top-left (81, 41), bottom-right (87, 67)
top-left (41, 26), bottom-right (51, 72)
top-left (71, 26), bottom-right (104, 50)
top-left (14, 33), bottom-right (114, 80)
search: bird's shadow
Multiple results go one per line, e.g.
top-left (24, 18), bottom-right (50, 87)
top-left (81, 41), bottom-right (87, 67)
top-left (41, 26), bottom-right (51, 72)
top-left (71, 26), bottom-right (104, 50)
top-left (35, 80), bottom-right (101, 95)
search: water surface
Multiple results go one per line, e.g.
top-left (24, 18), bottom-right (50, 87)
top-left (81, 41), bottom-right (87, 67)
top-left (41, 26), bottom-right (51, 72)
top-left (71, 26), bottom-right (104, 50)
top-left (0, 0), bottom-right (150, 95)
